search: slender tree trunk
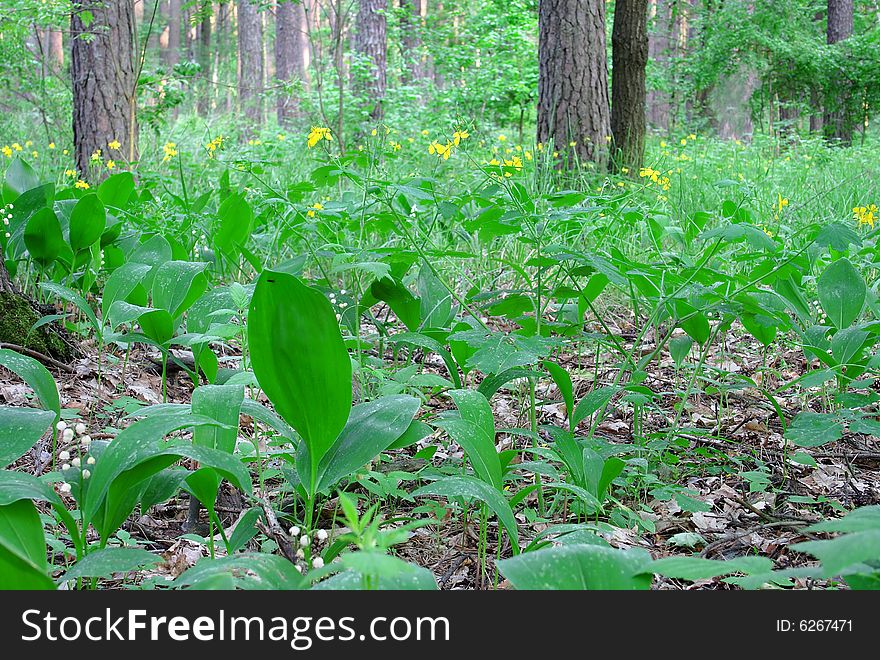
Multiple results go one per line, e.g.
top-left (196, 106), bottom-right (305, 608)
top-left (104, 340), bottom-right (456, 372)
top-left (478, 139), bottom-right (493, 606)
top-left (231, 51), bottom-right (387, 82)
top-left (399, 0), bottom-right (423, 82)
top-left (276, 0), bottom-right (306, 125)
top-left (197, 2), bottom-right (212, 116)
top-left (47, 29), bottom-right (64, 71)
top-left (353, 0), bottom-right (387, 119)
top-left (238, 0), bottom-right (265, 134)
top-left (71, 0), bottom-right (139, 179)
top-left (646, 0), bottom-right (670, 131)
top-left (824, 0), bottom-right (854, 144)
top-left (163, 0), bottom-right (182, 67)
top-left (537, 0), bottom-right (611, 168)
top-left (611, 0), bottom-right (648, 173)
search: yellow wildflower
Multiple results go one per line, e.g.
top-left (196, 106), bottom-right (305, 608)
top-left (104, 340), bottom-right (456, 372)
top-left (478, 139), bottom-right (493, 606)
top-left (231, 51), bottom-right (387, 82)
top-left (106, 160), bottom-right (116, 170)
top-left (452, 129), bottom-right (469, 146)
top-left (64, 169), bottom-right (77, 177)
top-left (48, 142), bottom-right (55, 149)
top-left (1, 146), bottom-right (11, 158)
top-left (307, 126), bottom-right (332, 148)
top-left (74, 180), bottom-right (90, 190)
top-left (428, 141), bottom-right (453, 160)
top-left (12, 143), bottom-right (22, 151)
top-left (108, 139), bottom-right (121, 150)
top-left (162, 142), bottom-right (178, 163)
top-left (854, 204), bottom-right (877, 229)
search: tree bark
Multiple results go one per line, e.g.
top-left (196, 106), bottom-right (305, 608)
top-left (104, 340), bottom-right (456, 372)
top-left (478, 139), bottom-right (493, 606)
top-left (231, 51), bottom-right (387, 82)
top-left (71, 0), bottom-right (139, 179)
top-left (399, 0), bottom-right (423, 83)
top-left (47, 29), bottom-right (64, 71)
top-left (537, 0), bottom-right (611, 168)
top-left (353, 0), bottom-right (387, 119)
top-left (646, 0), bottom-right (670, 131)
top-left (276, 0), bottom-right (307, 125)
top-left (162, 0), bottom-right (182, 67)
top-left (611, 0), bottom-right (648, 173)
top-left (824, 0), bottom-right (854, 144)
top-left (238, 0), bottom-right (265, 134)
top-left (197, 2), bottom-right (212, 116)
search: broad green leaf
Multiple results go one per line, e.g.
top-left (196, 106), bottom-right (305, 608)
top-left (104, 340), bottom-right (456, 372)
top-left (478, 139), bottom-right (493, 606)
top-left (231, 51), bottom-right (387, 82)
top-left (0, 499), bottom-right (54, 589)
top-left (806, 506), bottom-right (880, 533)
top-left (97, 172), bottom-right (135, 209)
top-left (331, 551), bottom-right (438, 590)
top-left (436, 389), bottom-right (502, 491)
top-left (0, 348), bottom-right (59, 415)
top-left (60, 547), bottom-right (160, 581)
top-left (101, 261), bottom-right (151, 318)
top-left (543, 361), bottom-right (574, 429)
top-left (152, 261), bottom-right (209, 320)
top-left (818, 258), bottom-right (865, 329)
top-left (572, 386), bottom-right (618, 428)
top-left (371, 277), bottom-right (421, 331)
top-left (3, 157), bottom-right (40, 201)
top-left (315, 395), bottom-right (419, 492)
top-left (497, 544), bottom-right (652, 590)
top-left (24, 207), bottom-right (64, 266)
top-left (68, 193), bottom-right (106, 251)
top-left (214, 193), bottom-right (253, 259)
top-left (785, 412), bottom-right (843, 448)
top-left (174, 554), bottom-right (306, 590)
top-left (413, 475), bottom-right (519, 552)
top-left (40, 281), bottom-right (101, 335)
top-left (792, 531), bottom-right (880, 575)
top-left (0, 407), bottom-right (55, 467)
top-left (651, 555), bottom-right (773, 581)
top-left (249, 270), bottom-right (352, 492)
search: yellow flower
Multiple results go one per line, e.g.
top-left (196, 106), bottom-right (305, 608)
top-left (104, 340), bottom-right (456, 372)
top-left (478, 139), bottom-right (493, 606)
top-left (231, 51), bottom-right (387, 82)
top-left (74, 180), bottom-right (90, 190)
top-left (307, 126), bottom-right (332, 148)
top-left (452, 129), bottom-right (469, 146)
top-left (106, 160), bottom-right (116, 170)
top-left (247, 138), bottom-right (262, 146)
top-left (62, 149), bottom-right (69, 155)
top-left (1, 146), bottom-right (11, 158)
top-left (854, 204), bottom-right (876, 229)
top-left (777, 194), bottom-right (789, 213)
top-left (48, 142), bottom-right (55, 149)
top-left (428, 141), bottom-right (453, 160)
top-left (389, 141), bottom-right (401, 151)
top-left (569, 141), bottom-right (576, 147)
top-left (680, 138), bottom-right (687, 146)
top-left (64, 169), bottom-right (77, 177)
top-left (31, 151), bottom-right (38, 159)
top-left (12, 143), bottom-right (22, 151)
top-left (421, 129), bottom-right (429, 136)
top-left (488, 158), bottom-right (500, 166)
top-left (108, 139), bottom-right (121, 150)
top-left (277, 133), bottom-right (286, 141)
top-left (25, 140), bottom-right (32, 147)
top-left (524, 151), bottom-right (532, 161)
top-left (498, 134), bottom-right (506, 142)
top-left (205, 135), bottom-right (224, 157)
top-left (659, 141), bottom-right (667, 148)
top-left (306, 202), bottom-right (323, 218)
top-left (371, 129), bottom-right (378, 136)
top-left (162, 141), bottom-right (178, 162)
top-left (688, 133), bottom-right (697, 140)
top-left (90, 149), bottom-right (101, 162)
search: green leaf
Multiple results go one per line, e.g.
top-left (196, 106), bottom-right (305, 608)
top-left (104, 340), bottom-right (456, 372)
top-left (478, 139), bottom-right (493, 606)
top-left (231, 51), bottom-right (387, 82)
top-left (435, 389), bottom-right (502, 491)
top-left (0, 407), bottom-right (55, 467)
top-left (152, 261), bottom-right (209, 320)
top-left (572, 386), bottom-right (618, 428)
top-left (497, 544), bottom-right (652, 590)
top-left (101, 262), bottom-right (152, 318)
top-left (24, 207), bottom-right (64, 266)
top-left (0, 499), bottom-right (54, 589)
top-left (805, 506), bottom-right (880, 533)
top-left (413, 475), bottom-right (519, 552)
top-left (68, 193), bottom-right (106, 251)
top-left (40, 281), bottom-right (101, 335)
top-left (214, 193), bottom-right (253, 259)
top-left (0, 348), bottom-right (60, 416)
top-left (651, 555), bottom-right (773, 581)
top-left (792, 531), bottom-right (880, 575)
top-left (3, 157), bottom-right (40, 201)
top-left (785, 412), bottom-right (843, 448)
top-left (249, 270), bottom-right (352, 494)
top-left (371, 277), bottom-right (421, 331)
top-left (315, 395), bottom-right (419, 492)
top-left (60, 547), bottom-right (161, 580)
top-left (228, 507), bottom-right (262, 553)
top-left (818, 258), bottom-right (865, 329)
top-left (174, 554), bottom-right (306, 590)
top-left (97, 172), bottom-right (135, 209)
top-left (543, 360), bottom-right (574, 429)
top-left (669, 335), bottom-right (693, 365)
top-left (328, 551), bottom-right (438, 590)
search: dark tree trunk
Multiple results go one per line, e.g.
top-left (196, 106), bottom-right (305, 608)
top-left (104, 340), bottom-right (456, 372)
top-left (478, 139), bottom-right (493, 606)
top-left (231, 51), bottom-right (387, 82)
top-left (611, 0), bottom-right (648, 173)
top-left (824, 0), bottom-right (854, 144)
top-left (537, 0), bottom-right (611, 168)
top-left (276, 0), bottom-right (307, 125)
top-left (399, 0), bottom-right (423, 83)
top-left (646, 0), bottom-right (670, 131)
top-left (197, 2), bottom-right (212, 116)
top-left (354, 0), bottom-right (387, 119)
top-left (71, 0), bottom-right (139, 179)
top-left (238, 0), bottom-right (265, 133)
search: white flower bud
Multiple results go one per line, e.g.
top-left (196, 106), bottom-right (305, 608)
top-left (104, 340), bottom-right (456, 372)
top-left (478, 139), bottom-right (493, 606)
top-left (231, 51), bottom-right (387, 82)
top-left (59, 482), bottom-right (71, 494)
top-left (82, 470), bottom-right (91, 480)
top-left (289, 525), bottom-right (300, 537)
top-left (81, 435), bottom-right (91, 447)
top-left (316, 529), bottom-right (328, 542)
top-left (293, 564), bottom-right (302, 573)
top-left (295, 548), bottom-right (304, 559)
top-left (62, 428), bottom-right (74, 442)
top-left (75, 423), bottom-right (87, 436)
top-left (56, 421), bottom-right (67, 432)
top-left (71, 457), bottom-right (81, 468)
top-left (312, 557), bottom-right (324, 569)
top-left (58, 450), bottom-right (70, 461)
top-left (61, 463), bottom-right (70, 471)
top-left (86, 456), bottom-right (95, 465)
top-left (299, 535), bottom-right (310, 547)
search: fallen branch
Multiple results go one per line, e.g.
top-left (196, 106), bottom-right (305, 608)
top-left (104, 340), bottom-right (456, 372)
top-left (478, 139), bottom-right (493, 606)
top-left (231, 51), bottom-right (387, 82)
top-left (0, 342), bottom-right (75, 373)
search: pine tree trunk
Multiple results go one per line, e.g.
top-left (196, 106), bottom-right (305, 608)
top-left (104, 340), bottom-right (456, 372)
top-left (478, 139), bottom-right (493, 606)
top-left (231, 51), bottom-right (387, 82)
top-left (71, 0), bottom-right (139, 179)
top-left (276, 0), bottom-right (306, 125)
top-left (47, 29), bottom-right (64, 71)
top-left (400, 0), bottom-right (423, 83)
top-left (163, 0), bottom-right (181, 67)
top-left (238, 0), bottom-right (265, 134)
top-left (646, 0), bottom-right (671, 132)
top-left (611, 0), bottom-right (648, 173)
top-left (537, 0), bottom-right (611, 168)
top-left (354, 0), bottom-right (387, 120)
top-left (824, 0), bottom-right (854, 144)
top-left (197, 3), bottom-right (212, 116)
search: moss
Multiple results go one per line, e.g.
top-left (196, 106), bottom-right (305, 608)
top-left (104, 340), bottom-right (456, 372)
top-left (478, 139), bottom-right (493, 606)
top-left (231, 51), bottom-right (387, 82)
top-left (0, 291), bottom-right (74, 361)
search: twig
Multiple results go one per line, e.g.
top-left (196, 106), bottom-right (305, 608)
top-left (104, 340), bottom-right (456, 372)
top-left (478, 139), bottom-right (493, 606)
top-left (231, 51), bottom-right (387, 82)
top-left (0, 342), bottom-right (75, 373)
top-left (257, 496), bottom-right (298, 564)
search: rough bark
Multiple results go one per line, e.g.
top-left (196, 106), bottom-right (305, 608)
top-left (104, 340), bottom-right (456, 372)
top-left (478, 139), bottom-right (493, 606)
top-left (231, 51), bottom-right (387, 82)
top-left (197, 2), bottom-right (213, 116)
top-left (71, 0), bottom-right (139, 179)
top-left (162, 0), bottom-right (182, 67)
top-left (399, 0), bottom-right (423, 82)
top-left (238, 0), bottom-right (265, 133)
top-left (611, 0), bottom-right (648, 173)
top-left (353, 0), bottom-right (387, 119)
top-left (824, 0), bottom-right (854, 144)
top-left (537, 0), bottom-right (611, 168)
top-left (276, 0), bottom-right (307, 125)
top-left (646, 0), bottom-right (670, 131)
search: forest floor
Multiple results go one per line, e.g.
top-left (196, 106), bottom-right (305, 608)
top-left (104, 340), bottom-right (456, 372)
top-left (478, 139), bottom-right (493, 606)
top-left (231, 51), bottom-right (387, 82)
top-left (5, 304), bottom-right (877, 590)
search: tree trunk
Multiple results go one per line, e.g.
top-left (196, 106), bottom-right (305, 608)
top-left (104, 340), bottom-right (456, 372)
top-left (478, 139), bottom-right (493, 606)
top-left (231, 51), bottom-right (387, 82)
top-left (71, 0), bottom-right (139, 179)
top-left (353, 0), bottom-right (387, 119)
top-left (537, 0), bottom-right (611, 168)
top-left (399, 0), bottom-right (423, 83)
top-left (611, 0), bottom-right (648, 173)
top-left (163, 0), bottom-right (182, 67)
top-left (238, 0), bottom-right (265, 134)
top-left (276, 0), bottom-right (306, 125)
top-left (646, 0), bottom-right (670, 131)
top-left (47, 29), bottom-right (64, 71)
top-left (197, 2), bottom-right (212, 116)
top-left (824, 0), bottom-right (854, 144)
